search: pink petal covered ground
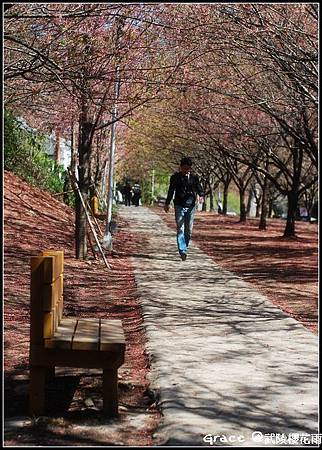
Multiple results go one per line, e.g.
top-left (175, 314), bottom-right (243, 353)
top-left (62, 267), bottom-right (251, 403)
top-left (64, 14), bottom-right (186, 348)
top-left (4, 170), bottom-right (159, 446)
top-left (4, 170), bottom-right (318, 445)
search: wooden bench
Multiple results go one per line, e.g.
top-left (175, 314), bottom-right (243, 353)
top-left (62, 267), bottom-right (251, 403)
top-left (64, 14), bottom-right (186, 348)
top-left (29, 250), bottom-right (125, 416)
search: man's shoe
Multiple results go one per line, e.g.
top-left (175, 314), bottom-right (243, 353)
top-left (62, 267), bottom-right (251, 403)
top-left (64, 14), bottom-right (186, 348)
top-left (180, 253), bottom-right (187, 261)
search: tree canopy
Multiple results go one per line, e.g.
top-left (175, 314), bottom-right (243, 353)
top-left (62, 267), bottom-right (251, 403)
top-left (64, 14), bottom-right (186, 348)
top-left (4, 3), bottom-right (318, 247)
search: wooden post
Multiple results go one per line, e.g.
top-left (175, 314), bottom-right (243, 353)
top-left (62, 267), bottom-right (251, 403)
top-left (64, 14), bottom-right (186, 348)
top-left (102, 369), bottom-right (119, 417)
top-left (29, 366), bottom-right (46, 415)
top-left (30, 256), bottom-right (55, 345)
top-left (29, 255), bottom-right (57, 415)
top-left (42, 250), bottom-right (64, 312)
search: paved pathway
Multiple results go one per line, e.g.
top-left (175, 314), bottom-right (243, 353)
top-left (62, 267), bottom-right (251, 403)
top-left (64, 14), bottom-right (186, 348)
top-left (119, 206), bottom-right (319, 447)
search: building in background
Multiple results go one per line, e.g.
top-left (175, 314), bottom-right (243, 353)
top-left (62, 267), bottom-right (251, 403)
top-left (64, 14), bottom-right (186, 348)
top-left (43, 131), bottom-right (71, 170)
top-left (17, 117), bottom-right (71, 170)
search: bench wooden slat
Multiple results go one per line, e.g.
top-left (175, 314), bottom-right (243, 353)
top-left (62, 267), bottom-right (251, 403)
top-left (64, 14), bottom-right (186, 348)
top-left (100, 319), bottom-right (126, 352)
top-left (30, 345), bottom-right (125, 369)
top-left (72, 318), bottom-right (99, 351)
top-left (44, 317), bottom-right (77, 349)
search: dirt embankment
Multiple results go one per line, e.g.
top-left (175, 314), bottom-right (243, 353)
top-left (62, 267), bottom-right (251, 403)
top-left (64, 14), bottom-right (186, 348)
top-left (4, 170), bottom-right (160, 446)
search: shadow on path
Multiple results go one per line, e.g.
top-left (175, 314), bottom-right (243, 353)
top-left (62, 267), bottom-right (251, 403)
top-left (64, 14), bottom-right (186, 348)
top-left (119, 206), bottom-right (319, 446)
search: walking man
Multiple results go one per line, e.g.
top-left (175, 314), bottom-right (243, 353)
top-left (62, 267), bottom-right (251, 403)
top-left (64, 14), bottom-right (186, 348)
top-left (164, 157), bottom-right (204, 260)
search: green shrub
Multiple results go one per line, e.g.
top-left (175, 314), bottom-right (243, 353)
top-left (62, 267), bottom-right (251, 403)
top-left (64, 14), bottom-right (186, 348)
top-left (142, 170), bottom-right (170, 205)
top-left (4, 110), bottom-right (67, 198)
top-left (140, 179), bottom-right (153, 205)
top-left (227, 191), bottom-right (240, 214)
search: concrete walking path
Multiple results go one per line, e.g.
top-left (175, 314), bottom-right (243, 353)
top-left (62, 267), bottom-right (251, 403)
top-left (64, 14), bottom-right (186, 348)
top-left (119, 206), bottom-right (319, 447)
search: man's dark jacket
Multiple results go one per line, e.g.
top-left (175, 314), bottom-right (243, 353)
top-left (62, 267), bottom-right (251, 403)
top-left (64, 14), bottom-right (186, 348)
top-left (165, 172), bottom-right (204, 207)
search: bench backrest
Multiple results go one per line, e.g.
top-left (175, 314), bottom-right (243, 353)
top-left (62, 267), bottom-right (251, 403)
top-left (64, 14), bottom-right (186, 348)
top-left (30, 250), bottom-right (64, 345)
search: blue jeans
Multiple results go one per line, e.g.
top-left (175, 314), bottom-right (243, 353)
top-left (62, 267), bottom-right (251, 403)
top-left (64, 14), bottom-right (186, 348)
top-left (175, 205), bottom-right (196, 255)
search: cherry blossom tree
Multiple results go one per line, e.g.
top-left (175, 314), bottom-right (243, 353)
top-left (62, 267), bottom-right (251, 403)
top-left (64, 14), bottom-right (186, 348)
top-left (4, 3), bottom-right (200, 257)
top-left (4, 3), bottom-right (318, 244)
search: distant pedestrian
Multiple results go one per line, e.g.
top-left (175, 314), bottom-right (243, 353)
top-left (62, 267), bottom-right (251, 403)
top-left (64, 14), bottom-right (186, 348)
top-left (164, 157), bottom-right (204, 260)
top-left (132, 182), bottom-right (141, 207)
top-left (124, 182), bottom-right (132, 206)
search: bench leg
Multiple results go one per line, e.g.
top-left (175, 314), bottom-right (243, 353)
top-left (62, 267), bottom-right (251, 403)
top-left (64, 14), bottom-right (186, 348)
top-left (102, 369), bottom-right (118, 417)
top-left (29, 366), bottom-right (46, 416)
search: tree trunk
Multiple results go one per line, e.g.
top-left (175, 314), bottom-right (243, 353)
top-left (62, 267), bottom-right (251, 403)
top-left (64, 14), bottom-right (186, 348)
top-left (283, 191), bottom-right (298, 237)
top-left (75, 188), bottom-right (87, 259)
top-left (202, 181), bottom-right (207, 211)
top-left (75, 119), bottom-right (93, 259)
top-left (283, 147), bottom-right (303, 237)
top-left (239, 188), bottom-right (247, 223)
top-left (268, 197), bottom-right (274, 218)
top-left (209, 184), bottom-right (214, 212)
top-left (223, 182), bottom-right (229, 215)
top-left (259, 184), bottom-right (268, 230)
top-left (259, 161), bottom-right (269, 229)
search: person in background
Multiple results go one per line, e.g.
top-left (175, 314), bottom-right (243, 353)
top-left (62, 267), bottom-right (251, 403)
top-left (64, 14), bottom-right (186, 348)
top-left (132, 182), bottom-right (142, 207)
top-left (124, 181), bottom-right (132, 206)
top-left (164, 157), bottom-right (204, 261)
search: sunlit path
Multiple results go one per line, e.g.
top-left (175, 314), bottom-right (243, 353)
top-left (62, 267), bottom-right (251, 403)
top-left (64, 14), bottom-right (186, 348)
top-left (119, 206), bottom-right (318, 447)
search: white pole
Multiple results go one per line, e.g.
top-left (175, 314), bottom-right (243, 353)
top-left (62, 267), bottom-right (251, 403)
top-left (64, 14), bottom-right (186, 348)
top-left (103, 66), bottom-right (120, 250)
top-left (102, 157), bottom-right (108, 200)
